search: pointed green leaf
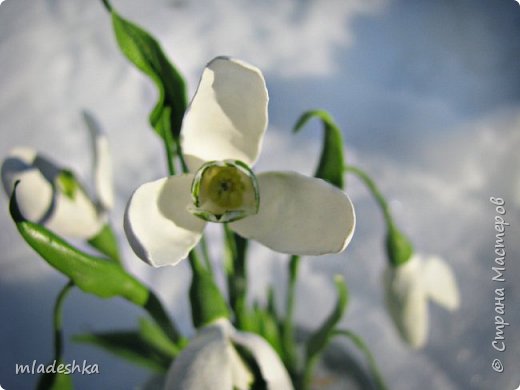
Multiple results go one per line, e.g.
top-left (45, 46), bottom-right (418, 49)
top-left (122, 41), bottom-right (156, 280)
top-left (110, 8), bottom-right (187, 141)
top-left (9, 183), bottom-right (148, 306)
top-left (138, 317), bottom-right (183, 358)
top-left (189, 255), bottom-right (230, 328)
top-left (294, 110), bottom-right (345, 189)
top-left (253, 305), bottom-right (283, 358)
top-left (306, 275), bottom-right (349, 361)
top-left (73, 331), bottom-right (171, 373)
top-left (10, 182), bottom-right (181, 343)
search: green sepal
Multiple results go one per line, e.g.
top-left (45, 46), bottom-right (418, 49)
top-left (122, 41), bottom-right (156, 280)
top-left (189, 255), bottom-right (230, 328)
top-left (36, 361), bottom-right (73, 390)
top-left (87, 223), bottom-right (121, 263)
top-left (9, 183), bottom-right (148, 306)
top-left (386, 224), bottom-right (414, 267)
top-left (56, 170), bottom-right (79, 200)
top-left (233, 343), bottom-right (268, 390)
top-left (110, 7), bottom-right (187, 141)
top-left (306, 275), bottom-right (349, 360)
top-left (73, 331), bottom-right (172, 373)
top-left (294, 110), bottom-right (345, 189)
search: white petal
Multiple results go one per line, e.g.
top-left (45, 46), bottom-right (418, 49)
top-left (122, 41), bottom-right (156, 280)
top-left (46, 187), bottom-right (105, 238)
top-left (164, 323), bottom-right (234, 390)
top-left (181, 57), bottom-right (268, 172)
top-left (2, 148), bottom-right (53, 222)
top-left (230, 172), bottom-right (355, 255)
top-left (2, 148), bottom-right (103, 238)
top-left (231, 330), bottom-right (294, 390)
top-left (84, 111), bottom-right (114, 211)
top-left (124, 174), bottom-right (206, 267)
top-left (384, 257), bottom-right (429, 349)
top-left (422, 255), bottom-right (460, 311)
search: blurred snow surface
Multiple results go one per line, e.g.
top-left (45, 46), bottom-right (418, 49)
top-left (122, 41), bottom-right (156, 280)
top-left (0, 0), bottom-right (519, 389)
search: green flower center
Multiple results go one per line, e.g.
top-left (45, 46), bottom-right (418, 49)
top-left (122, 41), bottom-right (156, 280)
top-left (189, 160), bottom-right (259, 223)
top-left (206, 166), bottom-right (245, 209)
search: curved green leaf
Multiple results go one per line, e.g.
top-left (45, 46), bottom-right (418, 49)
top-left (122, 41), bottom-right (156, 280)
top-left (10, 183), bottom-right (148, 306)
top-left (73, 331), bottom-right (171, 373)
top-left (294, 110), bottom-right (345, 189)
top-left (189, 253), bottom-right (230, 328)
top-left (110, 8), bottom-right (187, 141)
top-left (138, 317), bottom-right (183, 358)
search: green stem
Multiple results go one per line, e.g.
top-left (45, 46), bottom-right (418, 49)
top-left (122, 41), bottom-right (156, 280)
top-left (198, 236), bottom-right (213, 274)
top-left (282, 255), bottom-right (301, 375)
top-left (224, 225), bottom-right (248, 328)
top-left (344, 165), bottom-right (394, 228)
top-left (176, 141), bottom-right (190, 174)
top-left (162, 115), bottom-right (176, 176)
top-left (333, 329), bottom-right (388, 390)
top-left (53, 281), bottom-right (74, 362)
top-left (300, 355), bottom-right (318, 390)
top-left (344, 164), bottom-right (413, 266)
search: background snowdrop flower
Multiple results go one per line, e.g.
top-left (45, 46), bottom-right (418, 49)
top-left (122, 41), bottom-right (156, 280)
top-left (383, 254), bottom-right (460, 349)
top-left (1, 112), bottom-right (113, 239)
top-left (124, 57), bottom-right (355, 267)
top-left (164, 318), bottom-right (293, 390)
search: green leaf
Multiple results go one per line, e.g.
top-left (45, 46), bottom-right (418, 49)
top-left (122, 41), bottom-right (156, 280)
top-left (138, 317), bottom-right (183, 358)
top-left (294, 110), bottom-right (345, 189)
top-left (306, 275), bottom-right (349, 360)
top-left (9, 183), bottom-right (148, 306)
top-left (87, 223), bottom-right (121, 263)
top-left (56, 170), bottom-right (79, 200)
top-left (110, 8), bottom-right (187, 141)
top-left (73, 331), bottom-right (171, 373)
top-left (189, 254), bottom-right (230, 328)
top-left (253, 305), bottom-right (283, 358)
top-left (332, 329), bottom-right (388, 390)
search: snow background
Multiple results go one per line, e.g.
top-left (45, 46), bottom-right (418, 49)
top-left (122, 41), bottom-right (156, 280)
top-left (1, 0), bottom-right (519, 388)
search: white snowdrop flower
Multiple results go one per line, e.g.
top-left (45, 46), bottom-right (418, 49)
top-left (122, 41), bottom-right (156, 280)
top-left (384, 254), bottom-right (460, 349)
top-left (164, 318), bottom-right (293, 390)
top-left (124, 57), bottom-right (355, 267)
top-left (1, 112), bottom-right (113, 239)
